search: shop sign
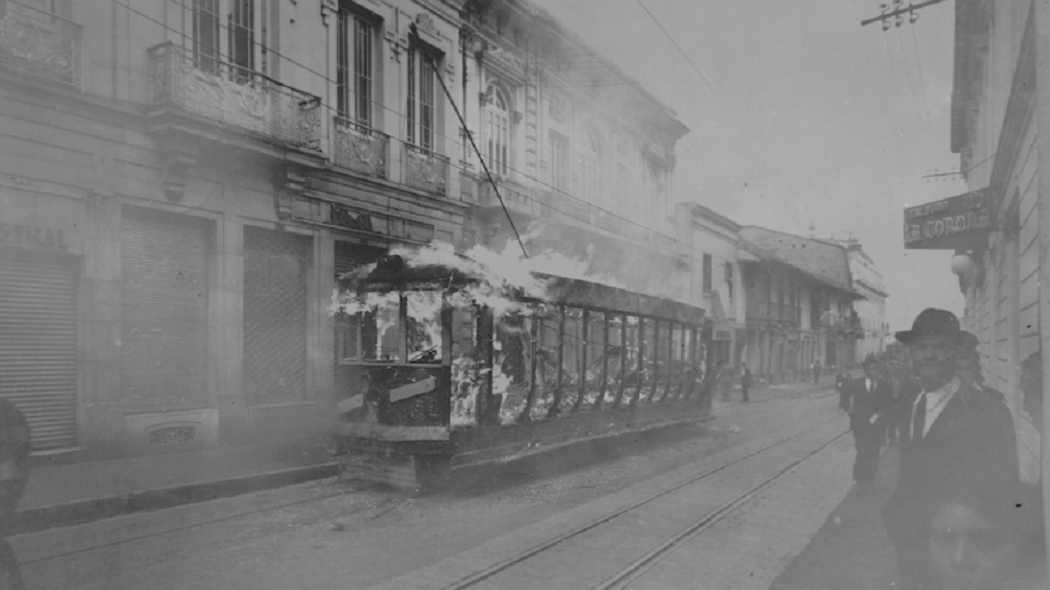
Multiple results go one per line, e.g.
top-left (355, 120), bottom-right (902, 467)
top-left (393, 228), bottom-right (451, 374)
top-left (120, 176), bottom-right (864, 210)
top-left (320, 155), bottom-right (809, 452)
top-left (292, 198), bottom-right (435, 243)
top-left (714, 329), bottom-right (732, 341)
top-left (903, 189), bottom-right (993, 250)
top-left (0, 222), bottom-right (69, 252)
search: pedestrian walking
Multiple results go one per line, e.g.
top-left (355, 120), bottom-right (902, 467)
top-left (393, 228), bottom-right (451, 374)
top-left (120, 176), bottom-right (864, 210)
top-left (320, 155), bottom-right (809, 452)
top-left (836, 366), bottom-right (851, 411)
top-left (811, 360), bottom-right (822, 385)
top-left (740, 362), bottom-right (751, 403)
top-left (841, 357), bottom-right (893, 494)
top-left (0, 398), bottom-right (29, 590)
top-left (882, 308), bottom-right (1019, 590)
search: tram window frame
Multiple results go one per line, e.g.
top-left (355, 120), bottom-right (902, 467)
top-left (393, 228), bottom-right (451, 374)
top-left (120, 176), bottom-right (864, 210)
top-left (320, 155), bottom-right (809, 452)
top-left (335, 291), bottom-right (450, 367)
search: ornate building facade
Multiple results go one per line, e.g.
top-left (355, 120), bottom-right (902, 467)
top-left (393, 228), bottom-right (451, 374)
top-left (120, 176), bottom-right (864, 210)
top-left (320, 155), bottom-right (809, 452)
top-left (0, 0), bottom-right (694, 459)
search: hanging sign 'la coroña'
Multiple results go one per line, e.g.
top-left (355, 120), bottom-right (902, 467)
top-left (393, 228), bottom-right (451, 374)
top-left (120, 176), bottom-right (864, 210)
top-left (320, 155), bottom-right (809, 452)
top-left (903, 188), bottom-right (994, 250)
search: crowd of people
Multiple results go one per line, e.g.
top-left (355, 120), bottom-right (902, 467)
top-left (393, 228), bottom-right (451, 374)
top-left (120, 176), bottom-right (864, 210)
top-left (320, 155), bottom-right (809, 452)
top-left (836, 308), bottom-right (1045, 590)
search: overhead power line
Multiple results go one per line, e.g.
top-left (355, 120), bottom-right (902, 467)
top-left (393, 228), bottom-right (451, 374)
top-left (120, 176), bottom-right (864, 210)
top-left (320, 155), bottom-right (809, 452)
top-left (422, 35), bottom-right (529, 260)
top-left (632, 0), bottom-right (718, 95)
top-left (106, 0), bottom-right (688, 253)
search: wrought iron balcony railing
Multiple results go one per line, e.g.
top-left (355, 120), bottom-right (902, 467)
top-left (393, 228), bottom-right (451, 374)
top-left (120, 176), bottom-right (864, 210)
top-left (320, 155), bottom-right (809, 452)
top-left (0, 0), bottom-right (81, 89)
top-left (747, 301), bottom-right (801, 323)
top-left (332, 117), bottom-right (388, 178)
top-left (148, 42), bottom-right (321, 150)
top-left (403, 143), bottom-right (449, 196)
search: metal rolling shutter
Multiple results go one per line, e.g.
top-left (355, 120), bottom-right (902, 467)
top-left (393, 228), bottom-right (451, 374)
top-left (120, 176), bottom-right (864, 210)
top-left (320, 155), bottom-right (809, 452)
top-left (120, 207), bottom-right (209, 405)
top-left (243, 227), bottom-right (310, 404)
top-left (0, 249), bottom-right (78, 450)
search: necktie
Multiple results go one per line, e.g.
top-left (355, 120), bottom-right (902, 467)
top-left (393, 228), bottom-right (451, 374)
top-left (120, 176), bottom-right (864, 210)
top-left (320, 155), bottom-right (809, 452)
top-left (910, 393), bottom-right (926, 442)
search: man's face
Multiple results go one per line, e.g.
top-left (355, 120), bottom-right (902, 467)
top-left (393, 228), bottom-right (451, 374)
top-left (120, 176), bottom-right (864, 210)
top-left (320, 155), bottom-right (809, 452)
top-left (908, 336), bottom-right (956, 386)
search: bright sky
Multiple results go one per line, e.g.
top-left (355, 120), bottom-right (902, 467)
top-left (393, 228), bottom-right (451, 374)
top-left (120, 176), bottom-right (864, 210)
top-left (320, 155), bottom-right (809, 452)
top-left (531, 0), bottom-right (968, 333)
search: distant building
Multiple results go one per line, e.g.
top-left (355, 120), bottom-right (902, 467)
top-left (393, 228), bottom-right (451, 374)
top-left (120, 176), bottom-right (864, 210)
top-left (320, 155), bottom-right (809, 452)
top-left (674, 203), bottom-right (748, 370)
top-left (738, 227), bottom-right (863, 383)
top-left (831, 239), bottom-right (889, 363)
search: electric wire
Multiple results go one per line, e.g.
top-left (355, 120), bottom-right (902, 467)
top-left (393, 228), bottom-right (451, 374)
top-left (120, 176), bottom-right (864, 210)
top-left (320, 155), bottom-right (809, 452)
top-left (135, 0), bottom-right (678, 166)
top-left (632, 0), bottom-right (717, 95)
top-left (423, 43), bottom-right (529, 259)
top-left (908, 23), bottom-right (931, 117)
top-left (896, 28), bottom-right (921, 114)
top-left (105, 0), bottom-right (691, 255)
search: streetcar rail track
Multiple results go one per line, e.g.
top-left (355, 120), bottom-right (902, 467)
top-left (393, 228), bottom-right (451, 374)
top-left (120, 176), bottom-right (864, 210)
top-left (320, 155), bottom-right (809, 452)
top-left (436, 413), bottom-right (847, 590)
top-left (594, 427), bottom-right (850, 590)
top-left (19, 388), bottom-right (840, 570)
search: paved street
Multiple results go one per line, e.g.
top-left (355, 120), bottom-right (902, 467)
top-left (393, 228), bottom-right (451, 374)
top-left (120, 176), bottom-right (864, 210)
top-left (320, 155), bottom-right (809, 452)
top-left (10, 384), bottom-right (854, 590)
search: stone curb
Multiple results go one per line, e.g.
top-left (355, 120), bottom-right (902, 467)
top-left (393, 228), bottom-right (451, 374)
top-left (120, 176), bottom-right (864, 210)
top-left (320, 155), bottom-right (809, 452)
top-left (11, 462), bottom-right (342, 536)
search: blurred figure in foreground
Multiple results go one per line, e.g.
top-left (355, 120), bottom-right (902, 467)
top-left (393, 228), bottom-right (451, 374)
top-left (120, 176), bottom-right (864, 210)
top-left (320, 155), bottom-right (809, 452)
top-left (883, 309), bottom-right (1018, 590)
top-left (0, 398), bottom-right (29, 590)
top-left (924, 478), bottom-right (1044, 590)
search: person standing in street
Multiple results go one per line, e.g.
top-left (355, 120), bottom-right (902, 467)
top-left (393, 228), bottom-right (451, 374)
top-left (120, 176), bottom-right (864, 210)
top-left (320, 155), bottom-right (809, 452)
top-left (882, 308), bottom-right (1019, 590)
top-left (740, 362), bottom-right (751, 403)
top-left (836, 366), bottom-right (851, 411)
top-left (811, 360), bottom-right (822, 385)
top-left (841, 357), bottom-right (893, 494)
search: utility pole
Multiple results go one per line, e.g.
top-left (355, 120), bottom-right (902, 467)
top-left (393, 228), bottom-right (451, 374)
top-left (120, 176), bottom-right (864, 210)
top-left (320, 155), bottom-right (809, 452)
top-left (860, 0), bottom-right (950, 29)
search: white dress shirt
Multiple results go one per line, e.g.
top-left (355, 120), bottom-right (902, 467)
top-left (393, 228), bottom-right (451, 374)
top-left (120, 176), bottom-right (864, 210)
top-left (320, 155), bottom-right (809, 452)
top-left (912, 376), bottom-right (961, 438)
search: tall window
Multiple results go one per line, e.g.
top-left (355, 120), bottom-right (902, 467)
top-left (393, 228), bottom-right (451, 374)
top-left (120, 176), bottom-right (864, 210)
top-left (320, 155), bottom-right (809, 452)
top-left (614, 164), bottom-right (629, 214)
top-left (549, 131), bottom-right (569, 191)
top-left (724, 262), bottom-right (733, 301)
top-left (192, 0), bottom-right (220, 72)
top-left (702, 254), bottom-right (712, 294)
top-left (407, 42), bottom-right (437, 151)
top-left (190, 0), bottom-right (262, 78)
top-left (485, 85), bottom-right (510, 175)
top-left (581, 126), bottom-right (602, 205)
top-left (336, 7), bottom-right (375, 125)
top-left (643, 156), bottom-right (667, 226)
top-left (227, 0), bottom-right (254, 79)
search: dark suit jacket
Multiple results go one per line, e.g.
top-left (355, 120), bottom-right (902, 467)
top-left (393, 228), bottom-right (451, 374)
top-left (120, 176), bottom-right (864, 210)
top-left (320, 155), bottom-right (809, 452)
top-left (885, 379), bottom-right (1019, 548)
top-left (895, 380), bottom-right (1018, 494)
top-left (842, 376), bottom-right (893, 430)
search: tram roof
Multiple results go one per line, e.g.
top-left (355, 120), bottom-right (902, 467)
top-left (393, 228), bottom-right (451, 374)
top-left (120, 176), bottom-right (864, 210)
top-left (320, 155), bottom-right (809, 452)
top-left (338, 259), bottom-right (706, 325)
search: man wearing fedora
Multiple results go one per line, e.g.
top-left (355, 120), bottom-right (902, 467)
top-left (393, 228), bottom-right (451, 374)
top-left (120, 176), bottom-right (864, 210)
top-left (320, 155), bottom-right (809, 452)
top-left (882, 308), bottom-right (1019, 590)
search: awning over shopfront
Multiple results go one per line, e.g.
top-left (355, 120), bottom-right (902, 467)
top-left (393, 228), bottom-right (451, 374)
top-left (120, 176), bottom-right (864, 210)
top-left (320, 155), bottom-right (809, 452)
top-left (903, 188), bottom-right (994, 250)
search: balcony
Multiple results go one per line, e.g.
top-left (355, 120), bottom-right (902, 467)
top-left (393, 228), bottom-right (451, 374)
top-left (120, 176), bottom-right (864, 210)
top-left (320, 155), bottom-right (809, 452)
top-left (148, 42), bottom-right (321, 150)
top-left (747, 301), bottom-right (801, 324)
top-left (332, 117), bottom-right (388, 178)
top-left (0, 0), bottom-right (81, 90)
top-left (403, 143), bottom-right (449, 196)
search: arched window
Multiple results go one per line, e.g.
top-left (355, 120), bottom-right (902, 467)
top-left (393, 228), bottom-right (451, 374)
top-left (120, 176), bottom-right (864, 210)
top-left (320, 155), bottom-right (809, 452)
top-left (485, 85), bottom-right (510, 176)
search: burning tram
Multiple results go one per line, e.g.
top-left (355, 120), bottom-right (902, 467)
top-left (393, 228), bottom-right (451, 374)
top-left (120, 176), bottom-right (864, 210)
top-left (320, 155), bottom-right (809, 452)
top-left (331, 246), bottom-right (711, 489)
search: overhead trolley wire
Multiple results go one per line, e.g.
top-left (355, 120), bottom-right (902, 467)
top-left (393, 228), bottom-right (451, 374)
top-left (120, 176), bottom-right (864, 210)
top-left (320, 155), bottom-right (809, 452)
top-left (909, 24), bottom-right (932, 118)
top-left (632, 0), bottom-right (717, 95)
top-left (107, 0), bottom-right (688, 253)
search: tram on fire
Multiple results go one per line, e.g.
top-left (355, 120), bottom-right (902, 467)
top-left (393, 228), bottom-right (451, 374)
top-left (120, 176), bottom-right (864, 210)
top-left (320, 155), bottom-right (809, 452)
top-left (332, 249), bottom-right (712, 489)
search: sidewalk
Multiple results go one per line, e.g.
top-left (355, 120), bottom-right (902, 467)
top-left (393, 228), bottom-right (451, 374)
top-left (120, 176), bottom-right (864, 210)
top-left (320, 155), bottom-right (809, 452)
top-left (771, 440), bottom-right (901, 589)
top-left (14, 438), bottom-right (340, 534)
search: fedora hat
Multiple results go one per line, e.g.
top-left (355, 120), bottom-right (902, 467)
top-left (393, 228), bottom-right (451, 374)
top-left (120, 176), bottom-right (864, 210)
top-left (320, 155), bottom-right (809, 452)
top-left (895, 308), bottom-right (963, 345)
